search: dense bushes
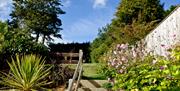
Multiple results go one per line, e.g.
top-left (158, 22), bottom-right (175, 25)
top-left (100, 43), bottom-right (180, 90)
top-left (90, 0), bottom-right (166, 63)
top-left (0, 21), bottom-right (49, 70)
top-left (114, 48), bottom-right (180, 90)
top-left (47, 64), bottom-right (74, 88)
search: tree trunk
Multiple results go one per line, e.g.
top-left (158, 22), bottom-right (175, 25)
top-left (35, 32), bottom-right (40, 43)
top-left (42, 35), bottom-right (45, 44)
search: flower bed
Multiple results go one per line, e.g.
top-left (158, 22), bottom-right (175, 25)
top-left (101, 42), bottom-right (180, 90)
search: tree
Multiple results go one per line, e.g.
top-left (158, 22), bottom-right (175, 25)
top-left (0, 20), bottom-right (48, 57)
top-left (112, 0), bottom-right (165, 25)
top-left (0, 21), bottom-right (8, 51)
top-left (10, 0), bottom-right (65, 44)
top-left (109, 0), bottom-right (165, 44)
top-left (90, 25), bottom-right (114, 62)
top-left (90, 0), bottom-right (166, 62)
top-left (165, 5), bottom-right (177, 16)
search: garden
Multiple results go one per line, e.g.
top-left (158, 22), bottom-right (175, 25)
top-left (98, 43), bottom-right (180, 91)
top-left (0, 0), bottom-right (179, 91)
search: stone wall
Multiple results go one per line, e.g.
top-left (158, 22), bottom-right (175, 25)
top-left (145, 6), bottom-right (180, 56)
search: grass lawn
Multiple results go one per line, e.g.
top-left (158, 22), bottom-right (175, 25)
top-left (62, 63), bottom-right (106, 80)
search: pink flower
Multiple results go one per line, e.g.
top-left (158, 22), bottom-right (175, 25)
top-left (173, 34), bottom-right (176, 37)
top-left (117, 44), bottom-right (121, 49)
top-left (111, 62), bottom-right (116, 66)
top-left (161, 44), bottom-right (165, 47)
top-left (120, 44), bottom-right (128, 49)
top-left (160, 66), bottom-right (165, 70)
top-left (118, 69), bottom-right (123, 74)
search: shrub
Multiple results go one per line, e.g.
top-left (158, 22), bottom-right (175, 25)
top-left (0, 54), bottom-right (51, 91)
top-left (113, 48), bottom-right (180, 90)
top-left (102, 82), bottom-right (113, 89)
top-left (98, 64), bottom-right (116, 79)
top-left (47, 64), bottom-right (74, 88)
top-left (102, 42), bottom-right (180, 90)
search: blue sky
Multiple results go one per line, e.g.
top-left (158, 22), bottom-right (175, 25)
top-left (0, 0), bottom-right (180, 43)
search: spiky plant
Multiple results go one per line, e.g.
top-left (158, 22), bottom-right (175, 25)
top-left (0, 54), bottom-right (52, 91)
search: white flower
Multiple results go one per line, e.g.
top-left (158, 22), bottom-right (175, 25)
top-left (121, 56), bottom-right (126, 61)
top-left (118, 69), bottom-right (123, 74)
top-left (132, 50), bottom-right (137, 58)
top-left (108, 78), bottom-right (111, 81)
top-left (108, 62), bottom-right (111, 66)
top-left (113, 51), bottom-right (117, 55)
top-left (115, 65), bottom-right (119, 68)
top-left (152, 59), bottom-right (157, 64)
top-left (117, 44), bottom-right (121, 49)
top-left (120, 44), bottom-right (128, 49)
top-left (122, 66), bottom-right (126, 69)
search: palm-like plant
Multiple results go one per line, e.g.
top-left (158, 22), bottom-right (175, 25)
top-left (0, 54), bottom-right (51, 91)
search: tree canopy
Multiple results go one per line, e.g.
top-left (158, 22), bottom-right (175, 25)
top-left (0, 0), bottom-right (65, 63)
top-left (10, 0), bottom-right (65, 44)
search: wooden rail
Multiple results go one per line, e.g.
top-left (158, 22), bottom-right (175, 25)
top-left (67, 50), bottom-right (83, 91)
top-left (54, 52), bottom-right (80, 63)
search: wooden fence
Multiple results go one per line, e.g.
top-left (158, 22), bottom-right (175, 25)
top-left (50, 52), bottom-right (82, 64)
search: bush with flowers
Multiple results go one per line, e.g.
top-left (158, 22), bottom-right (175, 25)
top-left (102, 42), bottom-right (180, 90)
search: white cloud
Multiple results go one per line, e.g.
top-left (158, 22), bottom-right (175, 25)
top-left (0, 0), bottom-right (12, 21)
top-left (93, 0), bottom-right (107, 8)
top-left (62, 0), bottom-right (71, 8)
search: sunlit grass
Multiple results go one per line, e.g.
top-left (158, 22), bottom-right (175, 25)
top-left (63, 63), bottom-right (106, 80)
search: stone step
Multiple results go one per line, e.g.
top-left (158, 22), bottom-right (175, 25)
top-left (78, 87), bottom-right (108, 91)
top-left (65, 80), bottom-right (109, 91)
top-left (80, 80), bottom-right (108, 88)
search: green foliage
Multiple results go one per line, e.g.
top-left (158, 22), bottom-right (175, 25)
top-left (0, 21), bottom-right (48, 62)
top-left (165, 5), bottom-right (177, 17)
top-left (112, 0), bottom-right (164, 25)
top-left (1, 31), bottom-right (48, 55)
top-left (98, 64), bottom-right (116, 78)
top-left (110, 0), bottom-right (165, 45)
top-left (90, 21), bottom-right (156, 62)
top-left (0, 54), bottom-right (52, 91)
top-left (90, 25), bottom-right (114, 62)
top-left (102, 82), bottom-right (113, 89)
top-left (90, 0), bottom-right (166, 63)
top-left (0, 21), bottom-right (8, 51)
top-left (113, 50), bottom-right (180, 91)
top-left (10, 0), bottom-right (65, 44)
top-left (109, 21), bottom-right (157, 44)
top-left (90, 43), bottom-right (109, 63)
